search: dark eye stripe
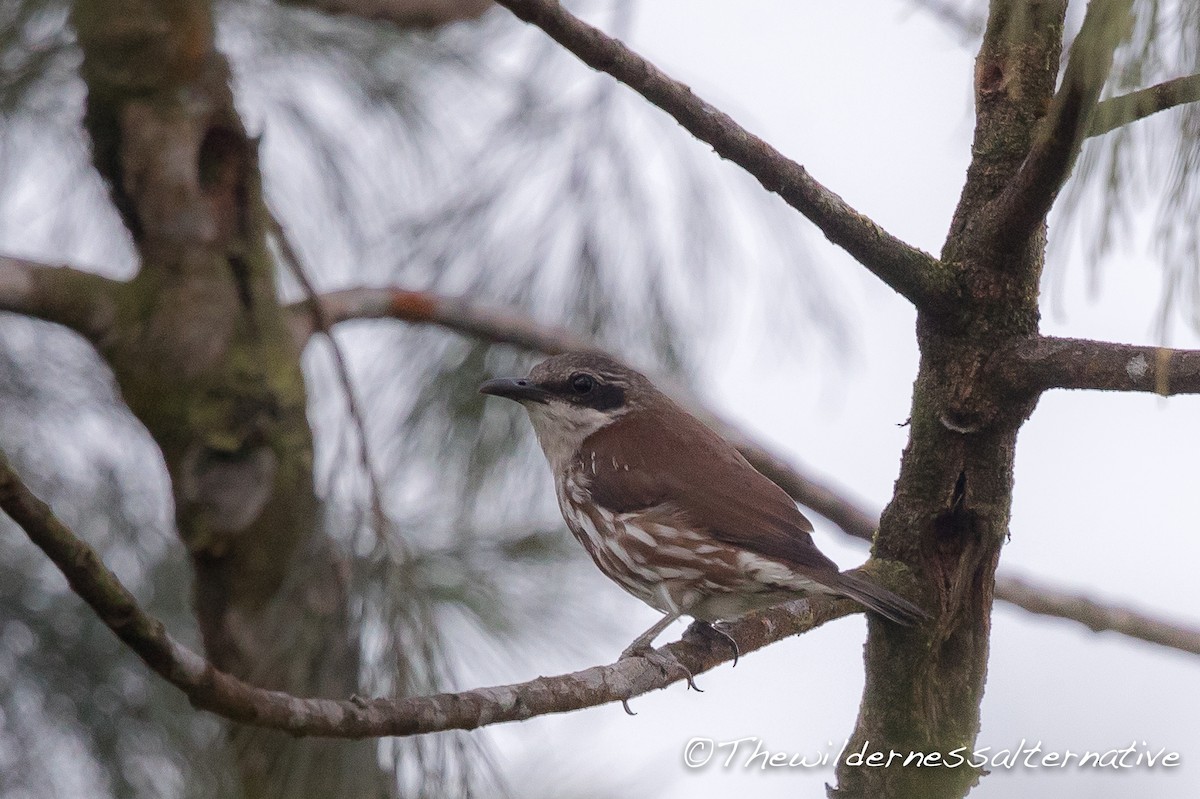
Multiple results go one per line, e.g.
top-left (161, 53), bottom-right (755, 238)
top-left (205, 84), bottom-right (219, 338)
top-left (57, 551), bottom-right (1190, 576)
top-left (542, 377), bottom-right (626, 411)
top-left (587, 383), bottom-right (625, 411)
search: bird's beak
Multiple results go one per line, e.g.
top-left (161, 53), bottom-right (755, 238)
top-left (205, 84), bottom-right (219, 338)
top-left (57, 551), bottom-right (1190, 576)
top-left (478, 377), bottom-right (551, 404)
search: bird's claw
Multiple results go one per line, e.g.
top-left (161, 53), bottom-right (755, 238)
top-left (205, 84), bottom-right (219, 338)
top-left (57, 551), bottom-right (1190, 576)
top-left (688, 620), bottom-right (741, 667)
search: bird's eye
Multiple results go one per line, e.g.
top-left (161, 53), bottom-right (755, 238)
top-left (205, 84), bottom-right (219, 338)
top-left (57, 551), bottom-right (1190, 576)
top-left (570, 373), bottom-right (595, 394)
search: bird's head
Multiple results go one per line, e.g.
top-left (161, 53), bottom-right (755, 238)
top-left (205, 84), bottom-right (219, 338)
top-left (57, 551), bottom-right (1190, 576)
top-left (480, 353), bottom-right (654, 468)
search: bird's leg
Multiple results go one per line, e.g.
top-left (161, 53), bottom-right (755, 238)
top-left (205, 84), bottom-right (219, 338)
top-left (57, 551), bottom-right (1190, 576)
top-left (618, 589), bottom-right (706, 693)
top-left (687, 620), bottom-right (741, 667)
top-left (620, 610), bottom-right (682, 659)
top-left (620, 620), bottom-right (704, 694)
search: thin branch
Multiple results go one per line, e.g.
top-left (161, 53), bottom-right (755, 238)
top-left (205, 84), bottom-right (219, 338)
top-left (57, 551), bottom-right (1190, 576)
top-left (309, 287), bottom-right (1200, 658)
top-left (280, 0), bottom-right (491, 28)
top-left (291, 286), bottom-right (603, 353)
top-left (993, 335), bottom-right (1200, 396)
top-left (489, 0), bottom-right (947, 309)
top-left (1088, 73), bottom-right (1200, 137)
top-left (982, 0), bottom-right (1134, 252)
top-left (0, 449), bottom-right (854, 737)
top-left (998, 573), bottom-right (1200, 655)
top-left (0, 255), bottom-right (123, 343)
top-left (269, 220), bottom-right (394, 552)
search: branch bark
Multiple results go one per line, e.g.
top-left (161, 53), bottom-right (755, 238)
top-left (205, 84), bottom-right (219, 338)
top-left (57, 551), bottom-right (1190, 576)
top-left (489, 0), bottom-right (948, 309)
top-left (0, 449), bottom-right (855, 737)
top-left (0, 255), bottom-right (122, 343)
top-left (981, 0), bottom-right (1134, 254)
top-left (992, 335), bottom-right (1200, 396)
top-left (1089, 73), bottom-right (1200, 137)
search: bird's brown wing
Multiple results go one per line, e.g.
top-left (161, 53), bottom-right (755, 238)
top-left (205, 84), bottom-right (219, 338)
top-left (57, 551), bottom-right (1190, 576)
top-left (579, 403), bottom-right (840, 577)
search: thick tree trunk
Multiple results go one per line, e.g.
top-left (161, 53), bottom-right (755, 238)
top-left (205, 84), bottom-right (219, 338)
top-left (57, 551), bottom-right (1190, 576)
top-left (71, 1), bottom-right (380, 795)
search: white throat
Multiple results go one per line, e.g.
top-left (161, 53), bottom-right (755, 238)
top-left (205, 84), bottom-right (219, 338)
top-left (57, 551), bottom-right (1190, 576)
top-left (522, 399), bottom-right (621, 471)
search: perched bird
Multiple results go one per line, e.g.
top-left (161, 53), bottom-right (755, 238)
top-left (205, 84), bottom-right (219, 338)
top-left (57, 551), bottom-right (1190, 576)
top-left (480, 353), bottom-right (923, 659)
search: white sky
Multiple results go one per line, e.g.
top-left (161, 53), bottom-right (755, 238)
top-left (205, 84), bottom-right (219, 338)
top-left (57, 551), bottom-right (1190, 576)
top-left (488, 2), bottom-right (1200, 797)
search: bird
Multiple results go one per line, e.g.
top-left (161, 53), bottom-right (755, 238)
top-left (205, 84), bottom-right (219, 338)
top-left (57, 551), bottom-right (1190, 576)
top-left (479, 352), bottom-right (924, 662)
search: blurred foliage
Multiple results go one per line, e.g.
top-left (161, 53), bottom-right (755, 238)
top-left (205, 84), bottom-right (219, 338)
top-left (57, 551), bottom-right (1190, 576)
top-left (0, 320), bottom-right (239, 799)
top-left (1056, 0), bottom-right (1200, 337)
top-left (0, 0), bottom-right (841, 796)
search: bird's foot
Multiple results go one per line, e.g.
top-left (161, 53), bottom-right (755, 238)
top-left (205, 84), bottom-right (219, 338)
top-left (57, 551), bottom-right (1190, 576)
top-left (619, 643), bottom-right (704, 693)
top-left (687, 619), bottom-right (741, 667)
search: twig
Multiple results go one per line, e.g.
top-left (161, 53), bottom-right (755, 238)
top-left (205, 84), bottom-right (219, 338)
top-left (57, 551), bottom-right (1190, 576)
top-left (998, 573), bottom-right (1200, 655)
top-left (290, 286), bottom-right (600, 354)
top-left (269, 221), bottom-right (395, 551)
top-left (0, 449), bottom-right (853, 737)
top-left (281, 0), bottom-right (492, 28)
top-left (1088, 73), bottom-right (1200, 137)
top-left (489, 0), bottom-right (947, 309)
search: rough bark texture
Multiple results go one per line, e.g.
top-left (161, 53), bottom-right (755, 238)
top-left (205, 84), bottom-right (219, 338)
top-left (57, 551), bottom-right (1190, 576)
top-left (833, 3), bottom-right (1069, 797)
top-left (71, 1), bottom-right (378, 796)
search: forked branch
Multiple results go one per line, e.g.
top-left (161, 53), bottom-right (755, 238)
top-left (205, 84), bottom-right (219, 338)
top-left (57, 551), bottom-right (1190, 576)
top-left (983, 0), bottom-right (1134, 252)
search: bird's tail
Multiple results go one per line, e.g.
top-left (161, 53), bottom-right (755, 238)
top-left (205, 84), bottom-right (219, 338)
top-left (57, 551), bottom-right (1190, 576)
top-left (833, 571), bottom-right (927, 626)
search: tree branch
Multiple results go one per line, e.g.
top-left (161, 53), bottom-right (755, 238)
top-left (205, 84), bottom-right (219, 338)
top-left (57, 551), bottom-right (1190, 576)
top-left (290, 286), bottom-right (603, 353)
top-left (0, 449), bottom-right (854, 737)
top-left (280, 0), bottom-right (491, 29)
top-left (982, 0), bottom-right (1134, 252)
top-left (992, 335), bottom-right (1200, 396)
top-left (998, 573), bottom-right (1200, 655)
top-left (0, 255), bottom-right (122, 343)
top-left (489, 0), bottom-right (947, 309)
top-left (306, 286), bottom-right (1200, 659)
top-left (1089, 73), bottom-right (1200, 138)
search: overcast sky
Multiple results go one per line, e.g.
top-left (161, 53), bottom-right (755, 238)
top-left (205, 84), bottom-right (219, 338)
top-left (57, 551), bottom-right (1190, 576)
top-left (488, 3), bottom-right (1200, 797)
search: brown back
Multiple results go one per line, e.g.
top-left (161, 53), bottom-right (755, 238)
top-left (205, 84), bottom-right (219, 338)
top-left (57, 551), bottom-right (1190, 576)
top-left (579, 398), bottom-right (840, 577)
